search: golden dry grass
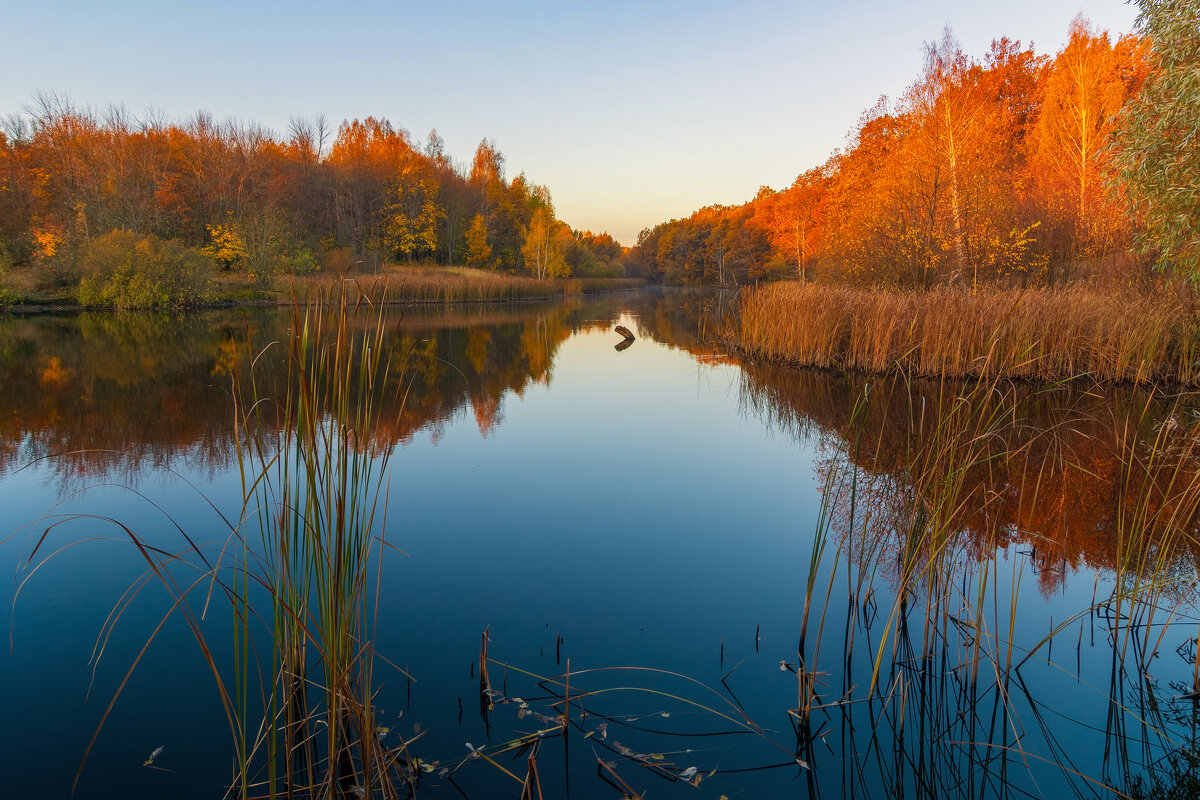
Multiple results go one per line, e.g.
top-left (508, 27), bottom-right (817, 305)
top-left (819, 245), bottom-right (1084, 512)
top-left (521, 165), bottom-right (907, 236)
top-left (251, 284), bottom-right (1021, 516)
top-left (281, 265), bottom-right (644, 304)
top-left (737, 282), bottom-right (1200, 385)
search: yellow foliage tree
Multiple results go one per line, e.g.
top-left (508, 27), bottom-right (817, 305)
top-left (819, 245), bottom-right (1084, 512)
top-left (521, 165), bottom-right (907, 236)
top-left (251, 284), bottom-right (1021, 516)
top-left (205, 223), bottom-right (248, 271)
top-left (464, 214), bottom-right (492, 268)
top-left (522, 206), bottom-right (571, 279)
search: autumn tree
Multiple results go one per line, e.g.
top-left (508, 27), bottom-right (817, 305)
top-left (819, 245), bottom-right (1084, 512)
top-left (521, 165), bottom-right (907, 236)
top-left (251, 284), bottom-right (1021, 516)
top-left (755, 169), bottom-right (828, 280)
top-left (383, 159), bottom-right (442, 260)
top-left (464, 213), bottom-right (491, 267)
top-left (205, 221), bottom-right (247, 270)
top-left (1028, 16), bottom-right (1144, 276)
top-left (521, 186), bottom-right (570, 279)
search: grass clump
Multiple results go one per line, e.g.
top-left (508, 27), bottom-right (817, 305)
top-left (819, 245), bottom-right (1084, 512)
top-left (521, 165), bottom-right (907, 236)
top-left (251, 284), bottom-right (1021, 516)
top-left (227, 285), bottom-right (415, 798)
top-left (737, 281), bottom-right (1200, 386)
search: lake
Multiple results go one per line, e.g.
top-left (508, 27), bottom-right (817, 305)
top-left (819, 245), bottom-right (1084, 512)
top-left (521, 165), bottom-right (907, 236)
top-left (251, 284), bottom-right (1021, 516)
top-left (1, 289), bottom-right (1197, 799)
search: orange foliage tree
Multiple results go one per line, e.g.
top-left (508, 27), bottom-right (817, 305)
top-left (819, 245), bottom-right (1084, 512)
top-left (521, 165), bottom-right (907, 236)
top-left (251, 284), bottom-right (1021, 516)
top-left (633, 18), bottom-right (1151, 288)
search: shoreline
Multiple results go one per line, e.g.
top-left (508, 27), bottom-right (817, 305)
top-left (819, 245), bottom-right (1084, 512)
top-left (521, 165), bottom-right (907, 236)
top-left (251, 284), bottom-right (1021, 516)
top-left (0, 280), bottom-right (651, 316)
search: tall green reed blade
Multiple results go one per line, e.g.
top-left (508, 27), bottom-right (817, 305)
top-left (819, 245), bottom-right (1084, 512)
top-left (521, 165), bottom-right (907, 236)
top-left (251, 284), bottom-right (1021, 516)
top-left (232, 284), bottom-right (413, 799)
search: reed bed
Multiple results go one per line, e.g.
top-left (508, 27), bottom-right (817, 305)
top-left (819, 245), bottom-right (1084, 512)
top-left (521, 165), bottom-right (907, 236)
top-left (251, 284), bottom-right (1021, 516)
top-left (738, 282), bottom-right (1200, 386)
top-left (283, 267), bottom-right (644, 305)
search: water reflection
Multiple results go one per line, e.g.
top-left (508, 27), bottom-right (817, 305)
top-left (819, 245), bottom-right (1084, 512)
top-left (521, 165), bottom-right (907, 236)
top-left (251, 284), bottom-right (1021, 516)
top-left (3, 291), bottom-right (1197, 583)
top-left (737, 363), bottom-right (1200, 595)
top-left (0, 299), bottom-right (622, 485)
top-left (3, 291), bottom-right (1200, 799)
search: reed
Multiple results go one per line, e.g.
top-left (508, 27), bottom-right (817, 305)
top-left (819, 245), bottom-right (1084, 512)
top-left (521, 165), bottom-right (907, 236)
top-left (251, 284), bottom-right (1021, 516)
top-left (228, 283), bottom-right (415, 798)
top-left (11, 285), bottom-right (417, 798)
top-left (737, 282), bottom-right (1200, 386)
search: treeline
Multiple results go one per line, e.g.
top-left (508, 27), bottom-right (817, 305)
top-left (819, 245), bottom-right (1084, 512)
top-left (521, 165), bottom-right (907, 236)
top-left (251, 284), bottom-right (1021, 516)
top-left (632, 17), bottom-right (1154, 287)
top-left (0, 96), bottom-right (630, 303)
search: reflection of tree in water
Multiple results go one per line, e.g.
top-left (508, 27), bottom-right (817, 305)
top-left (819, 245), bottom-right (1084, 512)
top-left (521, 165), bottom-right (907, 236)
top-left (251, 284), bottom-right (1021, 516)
top-left (625, 288), bottom-right (739, 360)
top-left (736, 364), bottom-right (1200, 595)
top-left (0, 298), bottom-right (638, 487)
top-left (0, 312), bottom-right (242, 491)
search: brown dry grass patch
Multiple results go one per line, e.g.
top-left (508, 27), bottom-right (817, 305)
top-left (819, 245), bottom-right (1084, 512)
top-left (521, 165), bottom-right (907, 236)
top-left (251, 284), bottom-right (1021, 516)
top-left (737, 282), bottom-right (1200, 386)
top-left (281, 265), bottom-right (644, 304)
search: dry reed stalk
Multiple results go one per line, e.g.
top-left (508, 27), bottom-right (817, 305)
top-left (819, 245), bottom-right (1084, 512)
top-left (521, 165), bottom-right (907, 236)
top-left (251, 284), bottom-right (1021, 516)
top-left (737, 282), bottom-right (1200, 386)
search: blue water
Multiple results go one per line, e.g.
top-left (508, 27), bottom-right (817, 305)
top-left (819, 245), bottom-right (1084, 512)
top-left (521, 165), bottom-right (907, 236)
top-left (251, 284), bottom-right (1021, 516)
top-left (1, 291), bottom-right (1196, 799)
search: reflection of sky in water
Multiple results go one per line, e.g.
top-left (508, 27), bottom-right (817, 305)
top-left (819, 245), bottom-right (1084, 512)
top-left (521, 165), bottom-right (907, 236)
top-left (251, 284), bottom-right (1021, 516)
top-left (0, 295), bottom-right (1196, 799)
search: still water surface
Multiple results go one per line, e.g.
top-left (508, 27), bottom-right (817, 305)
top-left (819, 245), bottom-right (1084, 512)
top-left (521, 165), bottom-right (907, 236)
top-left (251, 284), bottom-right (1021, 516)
top-left (1, 290), bottom-right (1197, 799)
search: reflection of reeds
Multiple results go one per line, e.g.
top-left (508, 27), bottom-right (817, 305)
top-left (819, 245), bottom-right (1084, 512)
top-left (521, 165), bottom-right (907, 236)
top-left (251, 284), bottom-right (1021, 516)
top-left (738, 282), bottom-right (1200, 386)
top-left (788, 369), bottom-right (1200, 796)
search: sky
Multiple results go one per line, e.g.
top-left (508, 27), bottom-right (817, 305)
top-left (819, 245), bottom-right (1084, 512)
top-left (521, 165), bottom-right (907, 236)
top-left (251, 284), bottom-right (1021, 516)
top-left (2, 1), bottom-right (1139, 245)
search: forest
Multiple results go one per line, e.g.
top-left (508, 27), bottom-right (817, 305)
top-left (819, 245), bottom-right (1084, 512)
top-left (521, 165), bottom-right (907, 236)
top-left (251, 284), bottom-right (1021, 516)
top-left (630, 13), bottom-right (1195, 290)
top-left (2, 10), bottom-right (1195, 307)
top-left (0, 101), bottom-right (629, 307)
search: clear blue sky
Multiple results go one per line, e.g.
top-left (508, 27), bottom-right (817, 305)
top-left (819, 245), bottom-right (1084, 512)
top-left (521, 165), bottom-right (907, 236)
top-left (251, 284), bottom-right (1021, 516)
top-left (2, 1), bottom-right (1138, 244)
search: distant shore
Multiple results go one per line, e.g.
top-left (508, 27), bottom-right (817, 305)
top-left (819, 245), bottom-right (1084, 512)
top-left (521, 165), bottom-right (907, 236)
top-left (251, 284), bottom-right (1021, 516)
top-left (0, 266), bottom-right (647, 314)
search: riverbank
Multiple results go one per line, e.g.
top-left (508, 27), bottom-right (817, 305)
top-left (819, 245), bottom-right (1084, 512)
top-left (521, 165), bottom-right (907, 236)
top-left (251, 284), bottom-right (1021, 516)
top-left (0, 265), bottom-right (646, 314)
top-left (736, 281), bottom-right (1200, 387)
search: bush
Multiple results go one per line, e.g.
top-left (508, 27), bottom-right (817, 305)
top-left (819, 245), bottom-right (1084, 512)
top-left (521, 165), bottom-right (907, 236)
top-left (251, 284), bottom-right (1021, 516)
top-left (77, 230), bottom-right (216, 309)
top-left (280, 245), bottom-right (320, 276)
top-left (322, 246), bottom-right (355, 276)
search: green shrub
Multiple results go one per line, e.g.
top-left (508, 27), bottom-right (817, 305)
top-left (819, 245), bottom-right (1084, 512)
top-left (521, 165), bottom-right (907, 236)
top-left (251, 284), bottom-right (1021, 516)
top-left (281, 245), bottom-right (320, 275)
top-left (77, 230), bottom-right (216, 309)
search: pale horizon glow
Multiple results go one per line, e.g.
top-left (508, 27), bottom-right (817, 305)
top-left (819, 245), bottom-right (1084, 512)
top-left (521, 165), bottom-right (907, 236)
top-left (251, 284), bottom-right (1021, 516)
top-left (2, 1), bottom-right (1139, 245)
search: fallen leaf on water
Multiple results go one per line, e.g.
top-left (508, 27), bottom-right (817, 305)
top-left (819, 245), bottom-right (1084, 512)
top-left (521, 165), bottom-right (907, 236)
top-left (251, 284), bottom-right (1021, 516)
top-left (142, 746), bottom-right (164, 767)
